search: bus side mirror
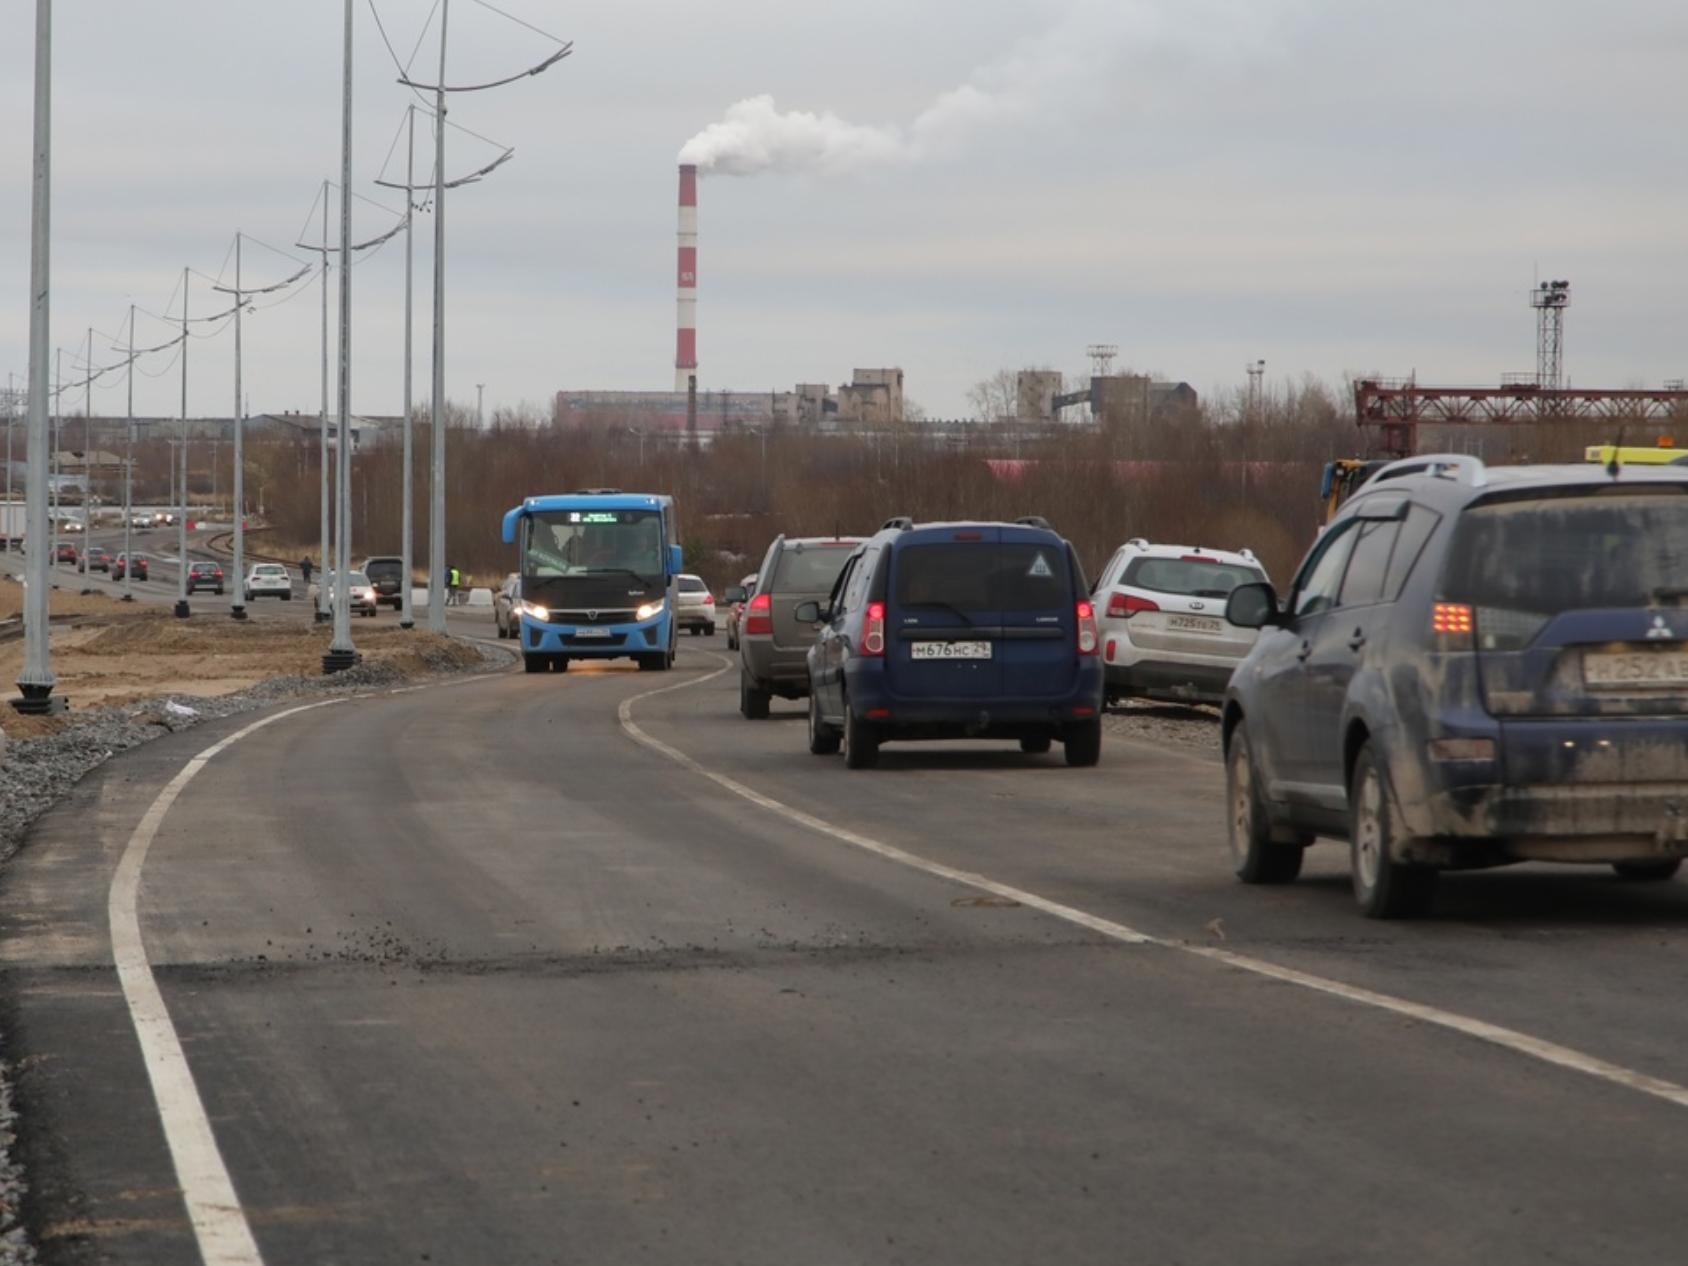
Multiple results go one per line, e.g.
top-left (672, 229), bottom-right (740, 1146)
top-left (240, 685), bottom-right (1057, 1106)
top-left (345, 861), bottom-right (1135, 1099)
top-left (668, 544), bottom-right (684, 577)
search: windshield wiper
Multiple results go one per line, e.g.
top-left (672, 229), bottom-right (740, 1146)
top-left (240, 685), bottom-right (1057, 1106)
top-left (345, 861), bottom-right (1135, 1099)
top-left (584, 567), bottom-right (659, 586)
top-left (905, 600), bottom-right (974, 626)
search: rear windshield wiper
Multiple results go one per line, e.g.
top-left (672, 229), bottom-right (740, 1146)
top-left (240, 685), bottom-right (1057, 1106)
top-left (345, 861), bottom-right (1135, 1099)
top-left (903, 600), bottom-right (975, 626)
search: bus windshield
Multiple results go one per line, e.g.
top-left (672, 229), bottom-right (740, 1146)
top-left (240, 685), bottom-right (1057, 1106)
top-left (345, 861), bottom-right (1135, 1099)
top-left (523, 508), bottom-right (664, 582)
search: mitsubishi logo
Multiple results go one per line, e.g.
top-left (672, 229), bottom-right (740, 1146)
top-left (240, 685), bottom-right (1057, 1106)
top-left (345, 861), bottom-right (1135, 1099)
top-left (1647, 614), bottom-right (1675, 640)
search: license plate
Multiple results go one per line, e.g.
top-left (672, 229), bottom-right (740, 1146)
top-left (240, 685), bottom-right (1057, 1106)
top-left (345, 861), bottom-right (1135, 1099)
top-left (1167, 615), bottom-right (1224, 635)
top-left (910, 641), bottom-right (993, 660)
top-left (1584, 650), bottom-right (1688, 688)
top-left (572, 628), bottom-right (612, 639)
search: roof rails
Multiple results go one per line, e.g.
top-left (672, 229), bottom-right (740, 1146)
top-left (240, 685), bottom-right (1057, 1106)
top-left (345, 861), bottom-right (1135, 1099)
top-left (1014, 515), bottom-right (1053, 530)
top-left (1127, 537), bottom-right (1149, 549)
top-left (881, 515), bottom-right (914, 532)
top-left (1363, 454), bottom-right (1488, 490)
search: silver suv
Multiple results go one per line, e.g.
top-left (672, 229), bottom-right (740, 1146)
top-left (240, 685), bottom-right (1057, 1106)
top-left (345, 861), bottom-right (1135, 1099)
top-left (739, 535), bottom-right (863, 718)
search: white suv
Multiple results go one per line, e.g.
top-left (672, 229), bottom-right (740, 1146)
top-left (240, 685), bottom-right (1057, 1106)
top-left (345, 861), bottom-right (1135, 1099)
top-left (244, 562), bottom-right (294, 601)
top-left (1092, 540), bottom-right (1268, 705)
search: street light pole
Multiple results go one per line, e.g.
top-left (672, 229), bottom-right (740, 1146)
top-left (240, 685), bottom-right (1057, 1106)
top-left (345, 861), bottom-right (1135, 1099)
top-left (476, 382), bottom-right (484, 428)
top-left (400, 105), bottom-right (416, 630)
top-left (122, 304), bottom-right (134, 601)
top-left (175, 266), bottom-right (190, 618)
top-left (226, 234), bottom-right (248, 619)
top-left (427, 0), bottom-right (450, 634)
top-left (14, 0), bottom-right (56, 713)
top-left (324, 0), bottom-right (359, 672)
top-left (317, 179), bottom-right (331, 624)
top-left (82, 325), bottom-right (91, 540)
top-left (50, 348), bottom-right (59, 570)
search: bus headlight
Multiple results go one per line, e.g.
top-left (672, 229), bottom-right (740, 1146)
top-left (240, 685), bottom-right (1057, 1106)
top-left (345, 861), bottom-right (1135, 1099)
top-left (520, 601), bottom-right (549, 622)
top-left (636, 600), bottom-right (664, 621)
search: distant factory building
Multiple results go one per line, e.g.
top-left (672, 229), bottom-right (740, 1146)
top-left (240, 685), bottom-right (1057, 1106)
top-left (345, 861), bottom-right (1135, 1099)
top-left (1015, 370), bottom-right (1198, 427)
top-left (553, 368), bottom-right (908, 437)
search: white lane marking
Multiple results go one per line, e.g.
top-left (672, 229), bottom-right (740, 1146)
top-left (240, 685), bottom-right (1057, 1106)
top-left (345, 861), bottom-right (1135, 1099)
top-left (620, 654), bottom-right (1688, 1112)
top-left (109, 699), bottom-right (344, 1266)
top-left (104, 666), bottom-right (501, 1266)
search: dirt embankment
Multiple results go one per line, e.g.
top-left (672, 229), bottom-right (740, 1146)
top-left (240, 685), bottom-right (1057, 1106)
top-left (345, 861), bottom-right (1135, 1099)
top-left (0, 577), bottom-right (482, 735)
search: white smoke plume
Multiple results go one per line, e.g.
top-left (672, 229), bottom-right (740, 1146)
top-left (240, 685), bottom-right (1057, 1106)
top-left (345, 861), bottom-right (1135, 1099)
top-left (679, 0), bottom-right (1274, 177)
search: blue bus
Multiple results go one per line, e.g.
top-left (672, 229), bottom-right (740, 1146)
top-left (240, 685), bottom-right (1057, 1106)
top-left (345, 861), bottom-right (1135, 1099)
top-left (500, 490), bottom-right (683, 673)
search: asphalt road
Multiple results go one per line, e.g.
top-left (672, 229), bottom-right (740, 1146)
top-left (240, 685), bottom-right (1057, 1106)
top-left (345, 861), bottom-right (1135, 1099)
top-left (5, 634), bottom-right (1688, 1263)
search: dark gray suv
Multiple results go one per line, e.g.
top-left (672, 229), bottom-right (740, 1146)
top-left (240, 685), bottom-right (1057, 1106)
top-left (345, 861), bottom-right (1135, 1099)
top-left (739, 535), bottom-right (863, 718)
top-left (1222, 455), bottom-right (1688, 918)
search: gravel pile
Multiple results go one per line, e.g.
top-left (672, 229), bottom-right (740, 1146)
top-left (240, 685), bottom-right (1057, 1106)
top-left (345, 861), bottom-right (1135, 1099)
top-left (1102, 699), bottom-right (1222, 758)
top-left (0, 637), bottom-right (505, 1264)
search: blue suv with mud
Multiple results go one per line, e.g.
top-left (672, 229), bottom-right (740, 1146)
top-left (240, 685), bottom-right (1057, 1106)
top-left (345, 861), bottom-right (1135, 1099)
top-left (1222, 455), bottom-right (1688, 917)
top-left (800, 517), bottom-right (1106, 769)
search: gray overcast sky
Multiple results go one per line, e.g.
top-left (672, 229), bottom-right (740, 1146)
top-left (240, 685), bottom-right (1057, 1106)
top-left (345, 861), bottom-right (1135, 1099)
top-left (3, 0), bottom-right (1687, 421)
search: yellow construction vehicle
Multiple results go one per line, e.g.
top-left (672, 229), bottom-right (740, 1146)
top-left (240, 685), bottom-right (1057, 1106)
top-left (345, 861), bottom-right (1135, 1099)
top-left (1584, 440), bottom-right (1686, 467)
top-left (1320, 458), bottom-right (1389, 524)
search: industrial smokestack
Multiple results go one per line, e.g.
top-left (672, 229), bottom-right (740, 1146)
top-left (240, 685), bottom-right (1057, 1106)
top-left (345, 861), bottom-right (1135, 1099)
top-left (675, 164), bottom-right (698, 391)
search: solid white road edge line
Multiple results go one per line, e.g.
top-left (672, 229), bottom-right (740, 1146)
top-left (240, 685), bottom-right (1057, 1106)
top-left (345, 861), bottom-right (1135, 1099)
top-left (104, 667), bottom-right (502, 1266)
top-left (108, 699), bottom-right (345, 1266)
top-left (621, 654), bottom-right (1688, 1112)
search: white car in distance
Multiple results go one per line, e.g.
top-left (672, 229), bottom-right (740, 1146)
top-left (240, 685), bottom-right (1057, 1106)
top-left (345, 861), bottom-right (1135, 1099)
top-left (244, 562), bottom-right (294, 602)
top-left (1092, 540), bottom-right (1269, 705)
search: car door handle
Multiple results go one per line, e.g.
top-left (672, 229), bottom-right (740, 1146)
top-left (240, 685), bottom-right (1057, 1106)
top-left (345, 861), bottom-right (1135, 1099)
top-left (1347, 629), bottom-right (1367, 652)
top-left (1296, 640), bottom-right (1312, 662)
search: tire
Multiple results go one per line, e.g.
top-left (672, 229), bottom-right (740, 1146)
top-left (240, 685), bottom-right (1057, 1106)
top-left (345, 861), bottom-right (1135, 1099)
top-left (1062, 719), bottom-right (1103, 768)
top-left (1613, 859), bottom-right (1682, 881)
top-left (689, 626), bottom-right (700, 637)
top-left (740, 671), bottom-right (771, 720)
top-left (843, 704), bottom-right (880, 769)
top-left (1349, 742), bottom-right (1437, 918)
top-left (524, 653), bottom-right (546, 674)
top-left (282, 592), bottom-right (291, 601)
top-left (1226, 725), bottom-right (1303, 884)
top-left (552, 656), bottom-right (569, 673)
top-left (1019, 735), bottom-right (1052, 754)
top-left (706, 624), bottom-right (716, 637)
top-left (808, 690), bottom-right (841, 755)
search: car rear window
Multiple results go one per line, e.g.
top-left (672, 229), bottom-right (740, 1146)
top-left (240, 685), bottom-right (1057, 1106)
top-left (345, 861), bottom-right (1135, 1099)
top-left (772, 544), bottom-right (856, 592)
top-left (1123, 556), bottom-right (1264, 597)
top-left (894, 543), bottom-right (1072, 612)
top-left (1443, 490), bottom-right (1688, 623)
top-left (365, 559), bottom-right (401, 578)
top-left (678, 576), bottom-right (707, 592)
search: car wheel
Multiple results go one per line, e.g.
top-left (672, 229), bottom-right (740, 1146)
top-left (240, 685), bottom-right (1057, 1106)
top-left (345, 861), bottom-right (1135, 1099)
top-left (706, 624), bottom-right (716, 636)
top-left (1019, 735), bottom-right (1052, 754)
top-left (552, 655), bottom-right (569, 673)
top-left (1349, 742), bottom-right (1437, 918)
top-left (523, 653), bottom-right (546, 673)
top-left (843, 705), bottom-right (880, 769)
top-left (740, 671), bottom-right (771, 720)
top-left (1226, 725), bottom-right (1303, 884)
top-left (282, 592), bottom-right (291, 601)
top-left (689, 626), bottom-right (701, 637)
top-left (1062, 719), bottom-right (1103, 767)
top-left (808, 691), bottom-right (841, 755)
top-left (1612, 859), bottom-right (1682, 881)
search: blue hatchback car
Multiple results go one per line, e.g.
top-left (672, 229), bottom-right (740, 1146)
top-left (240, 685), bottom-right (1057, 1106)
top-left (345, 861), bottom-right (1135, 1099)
top-left (801, 517), bottom-right (1106, 768)
top-left (1222, 455), bottom-right (1688, 917)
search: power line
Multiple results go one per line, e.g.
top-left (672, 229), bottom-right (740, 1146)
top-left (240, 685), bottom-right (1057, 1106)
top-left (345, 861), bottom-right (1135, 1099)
top-left (469, 0), bottom-right (569, 47)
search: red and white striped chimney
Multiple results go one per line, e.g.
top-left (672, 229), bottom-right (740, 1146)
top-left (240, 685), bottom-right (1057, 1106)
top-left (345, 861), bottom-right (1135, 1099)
top-left (675, 164), bottom-right (699, 391)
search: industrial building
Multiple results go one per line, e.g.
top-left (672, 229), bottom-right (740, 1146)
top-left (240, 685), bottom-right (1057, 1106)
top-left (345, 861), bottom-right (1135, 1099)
top-left (553, 368), bottom-right (908, 437)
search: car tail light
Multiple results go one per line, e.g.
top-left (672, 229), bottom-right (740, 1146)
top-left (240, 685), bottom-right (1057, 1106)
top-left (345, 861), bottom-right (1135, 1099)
top-left (1076, 600), bottom-right (1099, 654)
top-left (1106, 592), bottom-right (1159, 618)
top-left (744, 591), bottom-right (773, 636)
top-left (1431, 602), bottom-right (1474, 648)
top-left (863, 601), bottom-right (886, 657)
top-left (704, 593), bottom-right (715, 605)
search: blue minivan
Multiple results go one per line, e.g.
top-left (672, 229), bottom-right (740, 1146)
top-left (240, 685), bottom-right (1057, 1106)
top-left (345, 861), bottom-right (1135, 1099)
top-left (801, 517), bottom-right (1106, 768)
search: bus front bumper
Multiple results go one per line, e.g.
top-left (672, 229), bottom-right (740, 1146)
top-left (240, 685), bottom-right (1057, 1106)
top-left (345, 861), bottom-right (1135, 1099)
top-left (519, 614), bottom-right (667, 657)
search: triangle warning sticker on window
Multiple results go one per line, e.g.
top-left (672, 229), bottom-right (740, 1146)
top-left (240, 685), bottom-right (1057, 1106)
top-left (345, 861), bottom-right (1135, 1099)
top-left (1027, 552), bottom-right (1053, 578)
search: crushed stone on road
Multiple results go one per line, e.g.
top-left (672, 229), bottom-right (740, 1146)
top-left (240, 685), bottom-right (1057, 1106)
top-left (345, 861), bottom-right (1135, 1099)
top-left (1102, 700), bottom-right (1221, 758)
